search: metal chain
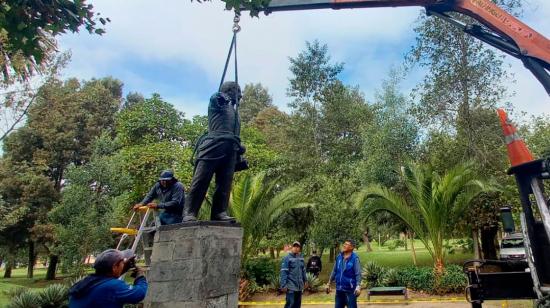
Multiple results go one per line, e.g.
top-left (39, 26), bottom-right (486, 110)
top-left (233, 13), bottom-right (241, 33)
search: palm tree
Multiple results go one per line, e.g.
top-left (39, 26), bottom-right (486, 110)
top-left (355, 161), bottom-right (495, 272)
top-left (229, 172), bottom-right (310, 260)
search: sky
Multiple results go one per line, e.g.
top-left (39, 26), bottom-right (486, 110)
top-left (58, 0), bottom-right (550, 120)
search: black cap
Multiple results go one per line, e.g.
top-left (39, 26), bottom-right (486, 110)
top-left (159, 170), bottom-right (174, 181)
top-left (93, 249), bottom-right (134, 272)
top-left (292, 241), bottom-right (301, 248)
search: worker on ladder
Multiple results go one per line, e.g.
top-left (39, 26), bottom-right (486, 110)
top-left (133, 170), bottom-right (185, 225)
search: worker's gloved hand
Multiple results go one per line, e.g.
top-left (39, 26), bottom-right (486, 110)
top-left (281, 287), bottom-right (288, 293)
top-left (147, 202), bottom-right (158, 209)
top-left (354, 286), bottom-right (361, 296)
top-left (133, 203), bottom-right (143, 211)
top-left (131, 266), bottom-right (146, 278)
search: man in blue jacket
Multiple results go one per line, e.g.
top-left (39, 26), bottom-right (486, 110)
top-left (69, 249), bottom-right (148, 308)
top-left (280, 241), bottom-right (308, 308)
top-left (134, 170), bottom-right (184, 225)
top-left (326, 240), bottom-right (362, 308)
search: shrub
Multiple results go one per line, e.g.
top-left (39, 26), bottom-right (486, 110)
top-left (243, 257), bottom-right (277, 286)
top-left (387, 239), bottom-right (406, 251)
top-left (396, 266), bottom-right (435, 293)
top-left (381, 268), bottom-right (399, 287)
top-left (268, 273), bottom-right (281, 291)
top-left (362, 261), bottom-right (386, 288)
top-left (305, 273), bottom-right (323, 293)
top-left (8, 283), bottom-right (69, 308)
top-left (8, 289), bottom-right (39, 308)
top-left (435, 264), bottom-right (467, 294)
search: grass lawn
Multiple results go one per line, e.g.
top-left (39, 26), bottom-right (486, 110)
top-left (311, 240), bottom-right (473, 282)
top-left (0, 240), bottom-right (473, 306)
top-left (0, 268), bottom-right (68, 307)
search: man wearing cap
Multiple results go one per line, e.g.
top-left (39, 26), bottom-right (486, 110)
top-left (134, 170), bottom-right (184, 225)
top-left (280, 241), bottom-right (308, 308)
top-left (326, 239), bottom-right (362, 308)
top-left (183, 81), bottom-right (247, 223)
top-left (69, 249), bottom-right (147, 308)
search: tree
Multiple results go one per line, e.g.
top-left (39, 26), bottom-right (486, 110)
top-left (0, 53), bottom-right (69, 142)
top-left (115, 93), bottom-right (185, 147)
top-left (357, 72), bottom-right (418, 187)
top-left (2, 76), bottom-right (123, 279)
top-left (0, 160), bottom-right (58, 278)
top-left (49, 136), bottom-right (132, 275)
top-left (525, 115), bottom-right (550, 157)
top-left (286, 40), bottom-right (343, 169)
top-left (240, 83), bottom-right (273, 124)
top-left (308, 176), bottom-right (363, 261)
top-left (408, 0), bottom-right (521, 258)
top-left (229, 172), bottom-right (308, 260)
top-left (0, 1), bottom-right (107, 81)
top-left (253, 106), bottom-right (290, 151)
top-left (356, 161), bottom-right (494, 272)
top-left (114, 94), bottom-right (192, 198)
top-left (318, 81), bottom-right (372, 174)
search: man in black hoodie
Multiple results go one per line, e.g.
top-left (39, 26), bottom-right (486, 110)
top-left (69, 249), bottom-right (147, 308)
top-left (134, 170), bottom-right (184, 225)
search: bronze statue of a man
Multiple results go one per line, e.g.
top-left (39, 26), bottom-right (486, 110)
top-left (182, 81), bottom-right (247, 222)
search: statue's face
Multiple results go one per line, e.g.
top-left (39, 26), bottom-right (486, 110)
top-left (230, 87), bottom-right (242, 104)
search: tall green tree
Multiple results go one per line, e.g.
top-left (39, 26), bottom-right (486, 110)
top-left (0, 160), bottom-right (58, 278)
top-left (356, 161), bottom-right (494, 272)
top-left (2, 76), bottom-right (123, 279)
top-left (240, 83), bottom-right (274, 124)
top-left (0, 1), bottom-right (107, 82)
top-left (286, 40), bottom-right (343, 170)
top-left (357, 73), bottom-right (418, 187)
top-left (49, 136), bottom-right (132, 275)
top-left (408, 0), bottom-right (521, 258)
top-left (114, 93), bottom-right (191, 199)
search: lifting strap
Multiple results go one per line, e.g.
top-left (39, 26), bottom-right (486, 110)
top-left (219, 13), bottom-right (241, 90)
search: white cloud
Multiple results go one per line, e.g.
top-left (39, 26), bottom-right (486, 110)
top-left (59, 0), bottom-right (549, 118)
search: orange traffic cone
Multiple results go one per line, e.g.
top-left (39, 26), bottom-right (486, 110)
top-left (497, 108), bottom-right (534, 167)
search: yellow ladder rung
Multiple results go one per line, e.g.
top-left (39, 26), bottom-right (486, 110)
top-left (110, 227), bottom-right (139, 235)
top-left (137, 206), bottom-right (149, 212)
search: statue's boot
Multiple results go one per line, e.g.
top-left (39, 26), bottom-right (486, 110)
top-left (182, 214), bottom-right (197, 222)
top-left (182, 203), bottom-right (200, 222)
top-left (211, 211), bottom-right (236, 223)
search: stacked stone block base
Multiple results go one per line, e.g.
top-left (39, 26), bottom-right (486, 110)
top-left (144, 221), bottom-right (243, 308)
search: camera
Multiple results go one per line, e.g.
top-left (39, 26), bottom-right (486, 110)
top-left (122, 256), bottom-right (137, 275)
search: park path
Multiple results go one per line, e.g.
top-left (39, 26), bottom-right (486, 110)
top-left (240, 300), bottom-right (530, 307)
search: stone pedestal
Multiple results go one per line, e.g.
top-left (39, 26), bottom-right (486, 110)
top-left (144, 222), bottom-right (243, 308)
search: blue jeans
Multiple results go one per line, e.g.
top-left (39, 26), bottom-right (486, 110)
top-left (159, 212), bottom-right (182, 225)
top-left (335, 290), bottom-right (357, 308)
top-left (284, 290), bottom-right (302, 308)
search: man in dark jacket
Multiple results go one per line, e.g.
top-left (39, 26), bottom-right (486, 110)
top-left (326, 240), bottom-right (362, 308)
top-left (280, 241), bottom-right (308, 308)
top-left (183, 81), bottom-right (246, 222)
top-left (134, 170), bottom-right (184, 225)
top-left (306, 250), bottom-right (322, 277)
top-left (69, 249), bottom-right (147, 308)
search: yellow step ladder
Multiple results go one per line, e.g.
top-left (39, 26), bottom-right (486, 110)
top-left (110, 205), bottom-right (159, 270)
